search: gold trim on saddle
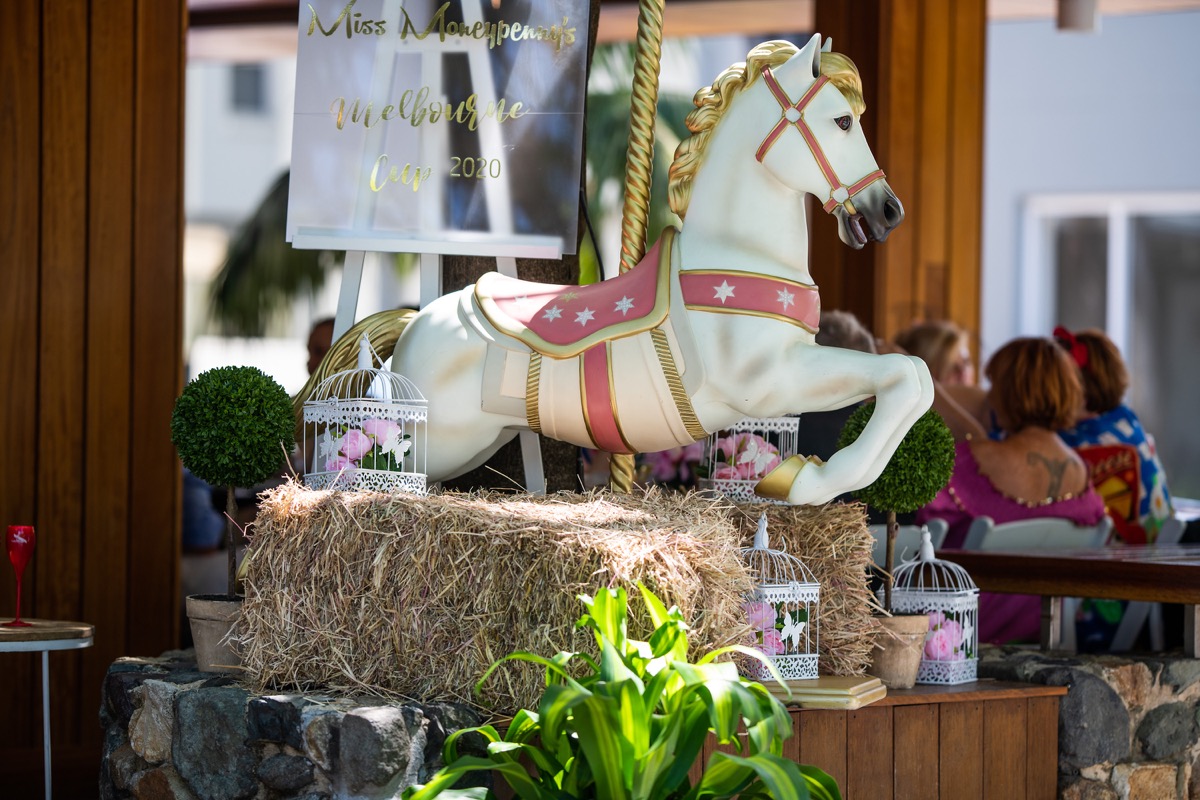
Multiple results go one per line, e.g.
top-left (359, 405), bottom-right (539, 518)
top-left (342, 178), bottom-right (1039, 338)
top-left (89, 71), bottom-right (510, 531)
top-left (651, 328), bottom-right (708, 442)
top-left (526, 353), bottom-right (542, 433)
top-left (754, 454), bottom-right (825, 501)
top-left (682, 304), bottom-right (820, 334)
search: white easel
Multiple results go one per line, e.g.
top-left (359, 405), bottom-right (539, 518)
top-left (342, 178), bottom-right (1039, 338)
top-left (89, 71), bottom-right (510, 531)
top-left (299, 0), bottom-right (552, 493)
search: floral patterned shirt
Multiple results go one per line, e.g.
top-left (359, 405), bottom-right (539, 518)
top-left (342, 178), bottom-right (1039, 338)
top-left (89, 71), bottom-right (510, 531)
top-left (1058, 404), bottom-right (1173, 543)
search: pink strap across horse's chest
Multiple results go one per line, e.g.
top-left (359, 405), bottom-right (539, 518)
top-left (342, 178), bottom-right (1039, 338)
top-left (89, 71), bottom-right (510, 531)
top-left (680, 270), bottom-right (820, 332)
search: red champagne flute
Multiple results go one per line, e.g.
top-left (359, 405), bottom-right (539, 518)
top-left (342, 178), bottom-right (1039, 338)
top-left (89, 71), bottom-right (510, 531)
top-left (5, 525), bottom-right (35, 627)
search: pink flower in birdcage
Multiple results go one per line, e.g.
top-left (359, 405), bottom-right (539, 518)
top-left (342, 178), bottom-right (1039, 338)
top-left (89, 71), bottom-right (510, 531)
top-left (924, 626), bottom-right (958, 661)
top-left (714, 432), bottom-right (781, 480)
top-left (743, 601), bottom-right (776, 629)
top-left (339, 429), bottom-right (373, 460)
top-left (758, 628), bottom-right (785, 656)
top-left (925, 614), bottom-right (965, 661)
top-left (325, 456), bottom-right (354, 472)
top-left (362, 418), bottom-right (402, 441)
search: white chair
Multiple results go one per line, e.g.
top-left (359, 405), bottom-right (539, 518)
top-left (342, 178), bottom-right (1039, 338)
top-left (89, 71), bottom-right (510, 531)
top-left (961, 515), bottom-right (1113, 652)
top-left (868, 519), bottom-right (948, 569)
top-left (962, 515), bottom-right (1112, 551)
top-left (1110, 515), bottom-right (1187, 652)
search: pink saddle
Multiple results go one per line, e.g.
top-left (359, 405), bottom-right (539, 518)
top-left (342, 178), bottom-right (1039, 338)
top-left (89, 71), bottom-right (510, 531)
top-left (475, 234), bottom-right (673, 358)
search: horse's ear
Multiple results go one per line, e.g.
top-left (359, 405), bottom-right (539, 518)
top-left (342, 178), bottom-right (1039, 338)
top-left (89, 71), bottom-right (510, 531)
top-left (779, 32), bottom-right (823, 82)
top-left (822, 37), bottom-right (833, 53)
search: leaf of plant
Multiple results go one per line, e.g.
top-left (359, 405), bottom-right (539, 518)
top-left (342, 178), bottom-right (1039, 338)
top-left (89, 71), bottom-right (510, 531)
top-left (445, 725), bottom-right (501, 763)
top-left (799, 764), bottom-right (843, 800)
top-left (405, 756), bottom-right (546, 800)
top-left (701, 752), bottom-right (816, 800)
top-left (538, 683), bottom-right (592, 755)
top-left (571, 694), bottom-right (632, 800)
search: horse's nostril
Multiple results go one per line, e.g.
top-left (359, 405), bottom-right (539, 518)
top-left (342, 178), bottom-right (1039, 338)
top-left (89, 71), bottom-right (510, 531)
top-left (884, 196), bottom-right (905, 227)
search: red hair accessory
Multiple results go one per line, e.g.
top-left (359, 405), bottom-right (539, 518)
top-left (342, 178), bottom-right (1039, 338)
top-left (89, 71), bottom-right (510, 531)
top-left (1053, 326), bottom-right (1088, 368)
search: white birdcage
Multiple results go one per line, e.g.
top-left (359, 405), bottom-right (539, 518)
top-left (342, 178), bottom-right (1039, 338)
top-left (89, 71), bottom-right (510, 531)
top-left (700, 417), bottom-right (800, 504)
top-left (890, 530), bottom-right (979, 684)
top-left (741, 513), bottom-right (820, 681)
top-left (303, 336), bottom-right (427, 495)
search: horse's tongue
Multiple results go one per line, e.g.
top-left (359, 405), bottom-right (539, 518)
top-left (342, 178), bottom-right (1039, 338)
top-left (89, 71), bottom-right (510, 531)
top-left (849, 214), bottom-right (868, 245)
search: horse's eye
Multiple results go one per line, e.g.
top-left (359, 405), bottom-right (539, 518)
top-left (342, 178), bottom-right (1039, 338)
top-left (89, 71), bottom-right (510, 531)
top-left (835, 115), bottom-right (852, 131)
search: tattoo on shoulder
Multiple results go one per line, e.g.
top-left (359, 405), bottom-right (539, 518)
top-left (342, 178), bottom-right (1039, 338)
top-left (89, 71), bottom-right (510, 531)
top-left (1027, 452), bottom-right (1068, 498)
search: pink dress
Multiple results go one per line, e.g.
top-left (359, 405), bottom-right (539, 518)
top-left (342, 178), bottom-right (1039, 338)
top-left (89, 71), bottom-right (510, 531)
top-left (916, 440), bottom-right (1107, 644)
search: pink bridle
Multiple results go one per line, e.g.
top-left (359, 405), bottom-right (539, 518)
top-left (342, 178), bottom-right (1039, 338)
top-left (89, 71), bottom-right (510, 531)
top-left (755, 66), bottom-right (886, 216)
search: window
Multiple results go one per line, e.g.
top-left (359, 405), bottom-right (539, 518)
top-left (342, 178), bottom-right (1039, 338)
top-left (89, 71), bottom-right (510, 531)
top-left (230, 63), bottom-right (267, 113)
top-left (1021, 193), bottom-right (1200, 498)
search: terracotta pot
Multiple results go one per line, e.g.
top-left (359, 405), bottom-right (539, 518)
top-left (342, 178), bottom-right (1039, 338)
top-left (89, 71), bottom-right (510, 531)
top-left (866, 613), bottom-right (929, 689)
top-left (185, 594), bottom-right (242, 673)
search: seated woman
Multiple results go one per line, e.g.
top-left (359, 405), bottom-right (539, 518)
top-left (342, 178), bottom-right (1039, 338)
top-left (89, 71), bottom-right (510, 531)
top-left (892, 320), bottom-right (992, 441)
top-left (917, 337), bottom-right (1106, 644)
top-left (1054, 327), bottom-right (1173, 544)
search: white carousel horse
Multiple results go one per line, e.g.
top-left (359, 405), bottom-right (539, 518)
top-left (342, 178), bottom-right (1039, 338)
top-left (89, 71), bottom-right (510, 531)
top-left (381, 34), bottom-right (933, 505)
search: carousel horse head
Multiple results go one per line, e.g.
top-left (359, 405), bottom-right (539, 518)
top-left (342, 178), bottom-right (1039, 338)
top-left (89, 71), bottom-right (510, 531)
top-left (670, 34), bottom-right (904, 250)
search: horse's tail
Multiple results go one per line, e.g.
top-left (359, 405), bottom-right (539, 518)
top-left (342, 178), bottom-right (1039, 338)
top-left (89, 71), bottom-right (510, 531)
top-left (291, 307), bottom-right (419, 439)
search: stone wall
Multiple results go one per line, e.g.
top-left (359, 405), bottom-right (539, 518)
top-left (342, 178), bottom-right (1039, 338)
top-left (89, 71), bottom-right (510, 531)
top-left (980, 645), bottom-right (1200, 800)
top-left (100, 652), bottom-right (483, 800)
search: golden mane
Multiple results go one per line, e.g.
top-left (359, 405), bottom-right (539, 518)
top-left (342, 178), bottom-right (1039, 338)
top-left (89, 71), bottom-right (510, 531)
top-left (668, 41), bottom-right (865, 218)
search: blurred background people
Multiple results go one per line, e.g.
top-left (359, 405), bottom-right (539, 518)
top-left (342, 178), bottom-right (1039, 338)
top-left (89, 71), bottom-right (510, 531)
top-left (917, 337), bottom-right (1105, 644)
top-left (1054, 327), bottom-right (1174, 544)
top-left (892, 319), bottom-right (991, 441)
top-left (894, 320), bottom-right (975, 386)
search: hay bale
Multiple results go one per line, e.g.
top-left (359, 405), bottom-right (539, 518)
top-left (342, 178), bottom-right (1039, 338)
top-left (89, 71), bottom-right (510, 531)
top-left (241, 483), bottom-right (754, 714)
top-left (241, 484), bottom-right (876, 714)
top-left (730, 503), bottom-right (878, 677)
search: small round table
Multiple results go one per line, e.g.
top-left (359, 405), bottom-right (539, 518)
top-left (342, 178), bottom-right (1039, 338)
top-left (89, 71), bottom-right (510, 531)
top-left (0, 619), bottom-right (94, 800)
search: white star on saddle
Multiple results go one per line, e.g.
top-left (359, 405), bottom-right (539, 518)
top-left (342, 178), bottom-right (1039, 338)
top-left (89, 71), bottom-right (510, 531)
top-left (575, 307), bottom-right (595, 326)
top-left (777, 288), bottom-right (795, 310)
top-left (543, 305), bottom-right (563, 322)
top-left (713, 281), bottom-right (736, 303)
top-left (614, 296), bottom-right (635, 316)
top-left (317, 429), bottom-right (340, 463)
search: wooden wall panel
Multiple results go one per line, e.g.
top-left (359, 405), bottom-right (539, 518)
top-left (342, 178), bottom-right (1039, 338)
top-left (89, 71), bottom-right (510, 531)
top-left (39, 0), bottom-right (90, 746)
top-left (82, 0), bottom-right (136, 745)
top-left (128, 0), bottom-right (184, 656)
top-left (798, 710), bottom-right (848, 791)
top-left (0, 0), bottom-right (183, 790)
top-left (892, 704), bottom-right (939, 800)
top-left (0, 0), bottom-right (42, 750)
top-left (814, 0), bottom-right (986, 342)
top-left (982, 698), bottom-right (1027, 799)
top-left (846, 706), bottom-right (892, 799)
top-left (1025, 697), bottom-right (1060, 800)
top-left (947, 0), bottom-right (986, 351)
top-left (938, 701), bottom-right (983, 798)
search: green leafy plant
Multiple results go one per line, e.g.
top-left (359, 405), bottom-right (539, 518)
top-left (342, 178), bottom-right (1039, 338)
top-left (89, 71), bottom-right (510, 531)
top-left (405, 584), bottom-right (841, 800)
top-left (838, 404), bottom-right (955, 612)
top-left (171, 365), bottom-right (295, 597)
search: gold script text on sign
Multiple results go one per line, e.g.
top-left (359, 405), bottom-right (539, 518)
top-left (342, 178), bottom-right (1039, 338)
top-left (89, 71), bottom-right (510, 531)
top-left (330, 88), bottom-right (526, 133)
top-left (307, 1), bottom-right (579, 52)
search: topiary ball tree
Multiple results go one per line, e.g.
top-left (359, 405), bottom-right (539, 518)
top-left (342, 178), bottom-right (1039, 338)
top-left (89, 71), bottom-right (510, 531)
top-left (838, 403), bottom-right (955, 612)
top-left (171, 366), bottom-right (295, 598)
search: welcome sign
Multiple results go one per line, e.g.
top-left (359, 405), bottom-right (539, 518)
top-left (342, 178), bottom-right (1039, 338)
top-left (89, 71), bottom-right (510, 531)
top-left (287, 0), bottom-right (589, 258)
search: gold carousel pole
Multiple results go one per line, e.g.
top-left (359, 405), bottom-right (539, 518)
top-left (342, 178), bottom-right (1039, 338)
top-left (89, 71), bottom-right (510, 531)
top-left (609, 0), bottom-right (665, 494)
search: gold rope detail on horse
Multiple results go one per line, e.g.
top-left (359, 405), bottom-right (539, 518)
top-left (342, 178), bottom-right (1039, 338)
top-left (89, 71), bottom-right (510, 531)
top-left (525, 353), bottom-right (543, 434)
top-left (650, 328), bottom-right (708, 442)
top-left (610, 0), bottom-right (665, 494)
top-left (617, 0), bottom-right (665, 275)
